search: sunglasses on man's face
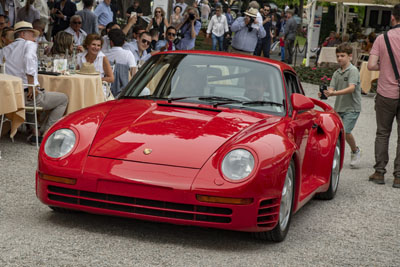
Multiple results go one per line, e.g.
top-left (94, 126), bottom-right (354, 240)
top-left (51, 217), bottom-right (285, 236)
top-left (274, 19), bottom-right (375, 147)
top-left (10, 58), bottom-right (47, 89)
top-left (167, 32), bottom-right (176, 37)
top-left (141, 39), bottom-right (151, 45)
top-left (72, 21), bottom-right (82, 24)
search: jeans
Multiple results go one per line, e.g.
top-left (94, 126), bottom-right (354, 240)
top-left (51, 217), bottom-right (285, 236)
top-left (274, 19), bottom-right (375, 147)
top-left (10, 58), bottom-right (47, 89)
top-left (254, 37), bottom-right (271, 58)
top-left (285, 39), bottom-right (295, 64)
top-left (280, 46), bottom-right (285, 61)
top-left (374, 93), bottom-right (400, 177)
top-left (212, 33), bottom-right (224, 51)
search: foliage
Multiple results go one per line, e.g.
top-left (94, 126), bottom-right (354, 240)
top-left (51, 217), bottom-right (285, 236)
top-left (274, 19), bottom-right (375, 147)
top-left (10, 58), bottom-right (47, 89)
top-left (293, 65), bottom-right (337, 85)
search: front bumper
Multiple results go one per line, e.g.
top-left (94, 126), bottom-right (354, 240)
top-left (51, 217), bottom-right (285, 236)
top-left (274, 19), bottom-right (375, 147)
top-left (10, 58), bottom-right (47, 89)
top-left (36, 157), bottom-right (280, 232)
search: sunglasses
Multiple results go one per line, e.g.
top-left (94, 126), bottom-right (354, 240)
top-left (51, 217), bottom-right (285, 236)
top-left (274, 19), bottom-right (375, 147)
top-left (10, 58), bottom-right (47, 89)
top-left (155, 10), bottom-right (161, 13)
top-left (167, 32), bottom-right (176, 37)
top-left (265, 9), bottom-right (270, 12)
top-left (72, 21), bottom-right (82, 24)
top-left (141, 39), bottom-right (151, 45)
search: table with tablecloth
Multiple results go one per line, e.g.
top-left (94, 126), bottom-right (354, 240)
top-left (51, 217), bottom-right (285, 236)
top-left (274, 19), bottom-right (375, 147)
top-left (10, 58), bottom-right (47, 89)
top-left (0, 74), bottom-right (25, 138)
top-left (38, 74), bottom-right (105, 114)
top-left (317, 46), bottom-right (359, 66)
top-left (359, 61), bottom-right (380, 94)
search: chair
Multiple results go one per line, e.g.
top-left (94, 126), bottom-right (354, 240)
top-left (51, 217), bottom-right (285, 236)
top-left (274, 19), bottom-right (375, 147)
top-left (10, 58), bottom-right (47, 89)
top-left (23, 84), bottom-right (43, 149)
top-left (110, 63), bottom-right (130, 97)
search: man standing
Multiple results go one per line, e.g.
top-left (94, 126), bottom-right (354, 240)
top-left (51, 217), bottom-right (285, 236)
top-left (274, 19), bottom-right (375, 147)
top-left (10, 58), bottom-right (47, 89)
top-left (126, 0), bottom-right (143, 25)
top-left (76, 0), bottom-right (98, 34)
top-left (206, 6), bottom-right (228, 51)
top-left (367, 4), bottom-right (400, 188)
top-left (64, 15), bottom-right (87, 46)
top-left (51, 0), bottom-right (77, 37)
top-left (94, 0), bottom-right (113, 32)
top-left (0, 21), bottom-right (68, 144)
top-left (230, 8), bottom-right (266, 55)
top-left (254, 4), bottom-right (272, 57)
top-left (283, 9), bottom-right (296, 64)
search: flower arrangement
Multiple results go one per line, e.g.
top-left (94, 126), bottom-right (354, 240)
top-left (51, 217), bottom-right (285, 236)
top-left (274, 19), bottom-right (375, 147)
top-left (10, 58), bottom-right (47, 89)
top-left (293, 66), bottom-right (336, 85)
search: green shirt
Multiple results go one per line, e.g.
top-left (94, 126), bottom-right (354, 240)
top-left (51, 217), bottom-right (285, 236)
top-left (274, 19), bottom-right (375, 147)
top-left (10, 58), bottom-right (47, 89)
top-left (329, 64), bottom-right (361, 113)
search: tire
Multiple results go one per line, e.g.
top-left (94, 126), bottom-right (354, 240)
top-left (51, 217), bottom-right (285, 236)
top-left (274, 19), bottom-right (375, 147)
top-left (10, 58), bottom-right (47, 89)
top-left (316, 138), bottom-right (341, 200)
top-left (253, 160), bottom-right (295, 242)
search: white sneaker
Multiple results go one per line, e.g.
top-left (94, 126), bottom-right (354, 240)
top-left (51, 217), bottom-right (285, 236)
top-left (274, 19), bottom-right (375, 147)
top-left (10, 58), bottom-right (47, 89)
top-left (350, 147), bottom-right (361, 168)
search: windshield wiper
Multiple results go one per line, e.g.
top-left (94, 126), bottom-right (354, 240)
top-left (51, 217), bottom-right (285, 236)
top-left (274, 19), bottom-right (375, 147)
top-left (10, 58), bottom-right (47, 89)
top-left (166, 96), bottom-right (202, 102)
top-left (242, 101), bottom-right (284, 107)
top-left (198, 96), bottom-right (243, 107)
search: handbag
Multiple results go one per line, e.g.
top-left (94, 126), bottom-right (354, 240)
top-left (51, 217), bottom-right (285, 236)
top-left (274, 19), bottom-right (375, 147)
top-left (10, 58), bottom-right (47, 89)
top-left (383, 27), bottom-right (400, 90)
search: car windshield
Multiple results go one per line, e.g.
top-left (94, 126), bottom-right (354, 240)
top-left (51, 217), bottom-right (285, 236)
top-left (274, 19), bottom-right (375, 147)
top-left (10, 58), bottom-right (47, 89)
top-left (121, 54), bottom-right (285, 115)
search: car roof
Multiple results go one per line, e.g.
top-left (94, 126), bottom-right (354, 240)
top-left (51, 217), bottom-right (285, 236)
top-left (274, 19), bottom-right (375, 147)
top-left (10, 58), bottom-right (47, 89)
top-left (157, 50), bottom-right (295, 73)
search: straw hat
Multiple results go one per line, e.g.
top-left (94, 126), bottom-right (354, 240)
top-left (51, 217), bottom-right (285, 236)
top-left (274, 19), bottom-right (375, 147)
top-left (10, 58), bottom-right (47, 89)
top-left (76, 63), bottom-right (100, 75)
top-left (14, 21), bottom-right (39, 38)
top-left (203, 0), bottom-right (208, 4)
top-left (244, 8), bottom-right (258, 18)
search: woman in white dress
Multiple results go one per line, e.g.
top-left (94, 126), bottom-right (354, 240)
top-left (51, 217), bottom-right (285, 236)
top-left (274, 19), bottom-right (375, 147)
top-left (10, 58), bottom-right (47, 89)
top-left (77, 33), bottom-right (114, 84)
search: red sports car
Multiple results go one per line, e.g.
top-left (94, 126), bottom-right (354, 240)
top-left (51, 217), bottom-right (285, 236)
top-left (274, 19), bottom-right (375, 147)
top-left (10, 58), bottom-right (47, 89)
top-left (36, 51), bottom-right (344, 242)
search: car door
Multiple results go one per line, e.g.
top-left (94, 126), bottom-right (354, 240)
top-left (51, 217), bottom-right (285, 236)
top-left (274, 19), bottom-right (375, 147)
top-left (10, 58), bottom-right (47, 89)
top-left (284, 71), bottom-right (322, 202)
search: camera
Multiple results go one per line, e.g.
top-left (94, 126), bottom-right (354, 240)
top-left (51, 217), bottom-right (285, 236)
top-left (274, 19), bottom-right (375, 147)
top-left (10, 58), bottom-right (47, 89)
top-left (189, 13), bottom-right (195, 20)
top-left (319, 85), bottom-right (328, 100)
top-left (247, 17), bottom-right (255, 32)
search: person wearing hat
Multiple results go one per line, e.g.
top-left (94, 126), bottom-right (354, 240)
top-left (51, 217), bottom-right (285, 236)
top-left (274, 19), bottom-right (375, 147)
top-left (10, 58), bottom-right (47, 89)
top-left (230, 8), bottom-right (266, 55)
top-left (0, 21), bottom-right (68, 145)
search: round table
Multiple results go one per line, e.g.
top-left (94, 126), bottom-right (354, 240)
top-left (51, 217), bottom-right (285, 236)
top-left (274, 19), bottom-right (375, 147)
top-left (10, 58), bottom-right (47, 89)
top-left (360, 61), bottom-right (379, 94)
top-left (38, 74), bottom-right (104, 114)
top-left (0, 74), bottom-right (25, 138)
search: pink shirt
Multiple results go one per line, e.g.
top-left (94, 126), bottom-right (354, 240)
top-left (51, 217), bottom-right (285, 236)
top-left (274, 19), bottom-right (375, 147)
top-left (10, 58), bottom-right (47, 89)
top-left (370, 28), bottom-right (400, 99)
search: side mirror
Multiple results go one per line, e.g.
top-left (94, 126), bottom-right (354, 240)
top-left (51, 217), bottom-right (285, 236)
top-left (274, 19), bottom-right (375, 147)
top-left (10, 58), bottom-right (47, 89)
top-left (291, 93), bottom-right (314, 119)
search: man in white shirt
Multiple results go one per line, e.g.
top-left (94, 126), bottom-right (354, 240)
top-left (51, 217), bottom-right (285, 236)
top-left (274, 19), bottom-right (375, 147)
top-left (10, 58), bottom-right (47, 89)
top-left (64, 15), bottom-right (87, 46)
top-left (206, 6), bottom-right (228, 51)
top-left (105, 28), bottom-right (137, 77)
top-left (0, 21), bottom-right (68, 144)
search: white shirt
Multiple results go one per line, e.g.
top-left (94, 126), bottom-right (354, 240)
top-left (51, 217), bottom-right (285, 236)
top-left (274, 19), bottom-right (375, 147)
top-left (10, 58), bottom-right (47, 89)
top-left (207, 14), bottom-right (229, 37)
top-left (0, 38), bottom-right (39, 86)
top-left (101, 35), bottom-right (111, 53)
top-left (104, 47), bottom-right (137, 68)
top-left (77, 50), bottom-right (105, 77)
top-left (64, 27), bottom-right (87, 46)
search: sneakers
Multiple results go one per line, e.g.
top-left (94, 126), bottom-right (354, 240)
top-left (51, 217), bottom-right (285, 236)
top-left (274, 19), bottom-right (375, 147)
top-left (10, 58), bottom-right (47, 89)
top-left (350, 147), bottom-right (361, 168)
top-left (393, 178), bottom-right (400, 188)
top-left (369, 172), bottom-right (385, 184)
top-left (27, 135), bottom-right (43, 146)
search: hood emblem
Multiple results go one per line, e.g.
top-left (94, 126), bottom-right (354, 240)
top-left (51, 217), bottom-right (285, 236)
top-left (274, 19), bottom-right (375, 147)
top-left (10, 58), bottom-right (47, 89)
top-left (143, 148), bottom-right (152, 155)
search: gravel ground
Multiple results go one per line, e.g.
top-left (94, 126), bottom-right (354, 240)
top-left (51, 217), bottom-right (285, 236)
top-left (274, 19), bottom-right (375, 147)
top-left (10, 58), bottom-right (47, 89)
top-left (0, 83), bottom-right (399, 267)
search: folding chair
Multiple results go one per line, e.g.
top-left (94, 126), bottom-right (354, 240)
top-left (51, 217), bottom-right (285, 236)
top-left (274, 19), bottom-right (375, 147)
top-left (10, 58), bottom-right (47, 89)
top-left (23, 84), bottom-right (43, 149)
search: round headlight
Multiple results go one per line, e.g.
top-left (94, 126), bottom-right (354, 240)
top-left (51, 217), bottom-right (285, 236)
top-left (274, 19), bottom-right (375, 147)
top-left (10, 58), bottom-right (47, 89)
top-left (44, 129), bottom-right (76, 158)
top-left (221, 149), bottom-right (255, 181)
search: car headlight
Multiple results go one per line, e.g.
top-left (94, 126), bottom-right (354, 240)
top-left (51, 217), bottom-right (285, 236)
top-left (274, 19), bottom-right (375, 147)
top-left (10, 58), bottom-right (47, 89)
top-left (221, 149), bottom-right (255, 181)
top-left (44, 129), bottom-right (76, 158)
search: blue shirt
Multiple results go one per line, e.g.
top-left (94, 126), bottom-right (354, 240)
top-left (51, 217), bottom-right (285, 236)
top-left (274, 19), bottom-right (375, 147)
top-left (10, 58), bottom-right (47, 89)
top-left (94, 2), bottom-right (113, 27)
top-left (231, 17), bottom-right (266, 52)
top-left (155, 40), bottom-right (176, 51)
top-left (225, 12), bottom-right (234, 26)
top-left (123, 42), bottom-right (151, 65)
top-left (176, 20), bottom-right (201, 50)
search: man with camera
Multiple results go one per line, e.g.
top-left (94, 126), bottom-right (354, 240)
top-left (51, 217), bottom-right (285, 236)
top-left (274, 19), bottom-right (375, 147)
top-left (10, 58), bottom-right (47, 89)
top-left (176, 7), bottom-right (201, 50)
top-left (230, 8), bottom-right (266, 55)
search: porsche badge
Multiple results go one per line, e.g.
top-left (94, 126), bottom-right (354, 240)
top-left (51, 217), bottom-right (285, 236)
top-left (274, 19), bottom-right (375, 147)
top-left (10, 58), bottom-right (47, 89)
top-left (143, 148), bottom-right (152, 155)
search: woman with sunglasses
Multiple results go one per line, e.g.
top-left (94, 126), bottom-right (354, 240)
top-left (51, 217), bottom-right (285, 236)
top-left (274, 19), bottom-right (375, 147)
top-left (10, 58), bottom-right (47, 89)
top-left (155, 26), bottom-right (177, 52)
top-left (146, 7), bottom-right (169, 40)
top-left (64, 15), bottom-right (87, 47)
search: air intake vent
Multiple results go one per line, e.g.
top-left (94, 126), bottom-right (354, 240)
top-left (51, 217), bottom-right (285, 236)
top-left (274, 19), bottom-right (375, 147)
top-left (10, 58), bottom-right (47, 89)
top-left (48, 186), bottom-right (232, 224)
top-left (257, 197), bottom-right (279, 227)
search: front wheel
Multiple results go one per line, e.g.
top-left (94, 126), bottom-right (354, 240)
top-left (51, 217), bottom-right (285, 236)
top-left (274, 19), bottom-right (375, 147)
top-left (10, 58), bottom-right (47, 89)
top-left (316, 138), bottom-right (341, 200)
top-left (253, 160), bottom-right (295, 242)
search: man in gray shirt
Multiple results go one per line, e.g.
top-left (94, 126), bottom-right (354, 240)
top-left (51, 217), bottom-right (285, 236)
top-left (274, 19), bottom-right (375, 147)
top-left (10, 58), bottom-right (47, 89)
top-left (283, 10), bottom-right (297, 64)
top-left (231, 8), bottom-right (266, 55)
top-left (76, 0), bottom-right (98, 34)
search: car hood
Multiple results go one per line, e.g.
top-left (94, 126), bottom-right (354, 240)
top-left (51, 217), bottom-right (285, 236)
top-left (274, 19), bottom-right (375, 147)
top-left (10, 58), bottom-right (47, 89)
top-left (89, 100), bottom-right (277, 168)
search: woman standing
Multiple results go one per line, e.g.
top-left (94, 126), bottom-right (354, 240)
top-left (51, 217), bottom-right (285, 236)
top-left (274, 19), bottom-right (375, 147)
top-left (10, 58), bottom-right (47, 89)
top-left (77, 34), bottom-right (114, 86)
top-left (170, 5), bottom-right (183, 29)
top-left (17, 0), bottom-right (40, 23)
top-left (146, 7), bottom-right (169, 40)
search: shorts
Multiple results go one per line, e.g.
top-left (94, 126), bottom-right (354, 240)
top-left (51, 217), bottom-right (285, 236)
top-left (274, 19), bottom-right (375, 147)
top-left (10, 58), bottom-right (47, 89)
top-left (338, 112), bottom-right (360, 134)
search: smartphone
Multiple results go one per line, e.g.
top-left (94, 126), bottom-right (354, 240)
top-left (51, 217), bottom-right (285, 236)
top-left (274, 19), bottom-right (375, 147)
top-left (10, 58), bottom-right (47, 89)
top-left (319, 85), bottom-right (327, 100)
top-left (131, 12), bottom-right (137, 17)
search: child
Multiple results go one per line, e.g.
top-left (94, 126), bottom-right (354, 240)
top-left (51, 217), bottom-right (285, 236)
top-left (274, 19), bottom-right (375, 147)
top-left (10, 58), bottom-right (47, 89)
top-left (319, 43), bottom-right (362, 168)
top-left (279, 36), bottom-right (285, 61)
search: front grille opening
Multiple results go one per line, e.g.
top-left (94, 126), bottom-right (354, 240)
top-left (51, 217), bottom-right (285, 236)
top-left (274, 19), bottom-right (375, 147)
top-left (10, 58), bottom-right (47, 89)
top-left (257, 197), bottom-right (279, 228)
top-left (48, 186), bottom-right (232, 224)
